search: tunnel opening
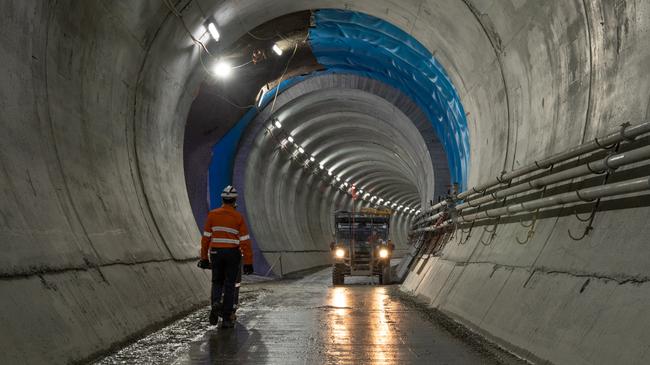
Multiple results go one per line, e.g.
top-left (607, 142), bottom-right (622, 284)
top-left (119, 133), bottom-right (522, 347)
top-left (184, 9), bottom-right (469, 276)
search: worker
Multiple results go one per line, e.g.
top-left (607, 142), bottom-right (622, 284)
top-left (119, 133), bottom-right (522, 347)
top-left (197, 185), bottom-right (254, 328)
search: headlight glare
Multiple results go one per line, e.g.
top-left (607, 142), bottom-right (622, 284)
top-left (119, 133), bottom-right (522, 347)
top-left (335, 248), bottom-right (345, 258)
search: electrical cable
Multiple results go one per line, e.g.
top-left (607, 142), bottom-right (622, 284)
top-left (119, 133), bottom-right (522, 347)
top-left (233, 59), bottom-right (253, 69)
top-left (197, 51), bottom-right (257, 109)
top-left (269, 42), bottom-right (299, 113)
top-left (161, 0), bottom-right (212, 56)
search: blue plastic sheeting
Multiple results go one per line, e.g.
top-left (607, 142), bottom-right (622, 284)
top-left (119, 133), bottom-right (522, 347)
top-left (208, 75), bottom-right (312, 208)
top-left (208, 108), bottom-right (256, 208)
top-left (310, 9), bottom-right (469, 189)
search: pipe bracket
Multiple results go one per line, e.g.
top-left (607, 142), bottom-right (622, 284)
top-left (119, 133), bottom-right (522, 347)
top-left (594, 137), bottom-right (616, 150)
top-left (620, 122), bottom-right (636, 142)
top-left (534, 160), bottom-right (551, 170)
top-left (586, 162), bottom-right (607, 175)
top-left (576, 190), bottom-right (596, 202)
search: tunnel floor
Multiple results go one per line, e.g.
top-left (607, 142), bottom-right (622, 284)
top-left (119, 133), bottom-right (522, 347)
top-left (95, 268), bottom-right (526, 364)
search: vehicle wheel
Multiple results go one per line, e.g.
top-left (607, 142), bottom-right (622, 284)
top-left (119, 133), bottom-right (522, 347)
top-left (380, 263), bottom-right (392, 285)
top-left (332, 265), bottom-right (344, 286)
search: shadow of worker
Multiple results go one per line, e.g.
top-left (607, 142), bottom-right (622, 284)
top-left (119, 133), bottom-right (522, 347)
top-left (187, 325), bottom-right (268, 364)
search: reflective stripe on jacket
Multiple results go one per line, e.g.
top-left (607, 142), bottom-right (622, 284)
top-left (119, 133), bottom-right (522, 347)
top-left (200, 205), bottom-right (253, 264)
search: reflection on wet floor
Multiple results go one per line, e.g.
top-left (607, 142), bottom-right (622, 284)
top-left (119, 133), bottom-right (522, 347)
top-left (326, 286), bottom-right (395, 364)
top-left (98, 268), bottom-right (521, 364)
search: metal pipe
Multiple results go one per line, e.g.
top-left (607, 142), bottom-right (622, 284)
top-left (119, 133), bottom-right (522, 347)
top-left (456, 144), bottom-right (650, 211)
top-left (411, 201), bottom-right (445, 225)
top-left (461, 176), bottom-right (650, 221)
top-left (412, 121), bottom-right (649, 226)
top-left (458, 121), bottom-right (650, 201)
top-left (413, 175), bottom-right (650, 234)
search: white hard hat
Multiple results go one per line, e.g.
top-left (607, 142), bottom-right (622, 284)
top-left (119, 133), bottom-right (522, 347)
top-left (221, 185), bottom-right (238, 199)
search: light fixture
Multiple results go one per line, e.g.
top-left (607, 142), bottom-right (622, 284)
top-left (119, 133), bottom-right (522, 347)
top-left (336, 176), bottom-right (341, 182)
top-left (379, 248), bottom-right (389, 259)
top-left (298, 146), bottom-right (305, 154)
top-left (359, 189), bottom-right (364, 194)
top-left (328, 170), bottom-right (333, 176)
top-left (416, 210), bottom-right (421, 214)
top-left (274, 120), bottom-right (282, 128)
top-left (287, 136), bottom-right (294, 143)
top-left (310, 156), bottom-right (315, 162)
top-left (207, 22), bottom-right (220, 41)
top-left (213, 61), bottom-right (232, 78)
top-left (335, 248), bottom-right (345, 258)
top-left (198, 25), bottom-right (210, 42)
top-left (319, 163), bottom-right (325, 169)
top-left (272, 43), bottom-right (283, 56)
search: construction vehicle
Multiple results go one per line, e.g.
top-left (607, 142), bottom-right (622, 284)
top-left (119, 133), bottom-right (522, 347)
top-left (330, 208), bottom-right (394, 285)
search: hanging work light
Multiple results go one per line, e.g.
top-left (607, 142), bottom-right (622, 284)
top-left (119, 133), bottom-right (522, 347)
top-left (272, 43), bottom-right (283, 56)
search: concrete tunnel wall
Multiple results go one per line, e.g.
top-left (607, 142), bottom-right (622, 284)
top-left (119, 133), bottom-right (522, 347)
top-left (233, 73), bottom-right (442, 274)
top-left (1, 1), bottom-right (649, 364)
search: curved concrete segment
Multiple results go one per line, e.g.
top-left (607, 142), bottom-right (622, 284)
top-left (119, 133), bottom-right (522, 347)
top-left (1, 0), bottom-right (649, 364)
top-left (233, 74), bottom-right (437, 274)
top-left (309, 9), bottom-right (470, 188)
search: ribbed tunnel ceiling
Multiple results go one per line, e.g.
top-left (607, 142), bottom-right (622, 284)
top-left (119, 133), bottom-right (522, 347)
top-left (230, 74), bottom-right (440, 271)
top-left (247, 84), bottom-right (436, 207)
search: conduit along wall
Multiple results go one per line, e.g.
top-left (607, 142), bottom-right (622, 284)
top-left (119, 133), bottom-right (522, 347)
top-left (401, 121), bottom-right (650, 365)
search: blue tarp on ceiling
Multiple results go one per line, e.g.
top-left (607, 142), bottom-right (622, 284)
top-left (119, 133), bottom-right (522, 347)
top-left (309, 9), bottom-right (469, 190)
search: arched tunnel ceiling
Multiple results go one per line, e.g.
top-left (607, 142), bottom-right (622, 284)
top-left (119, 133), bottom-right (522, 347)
top-left (230, 73), bottom-right (440, 271)
top-left (257, 86), bottom-right (435, 205)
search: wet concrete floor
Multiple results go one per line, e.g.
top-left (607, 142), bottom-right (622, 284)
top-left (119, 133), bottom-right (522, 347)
top-left (96, 268), bottom-right (525, 364)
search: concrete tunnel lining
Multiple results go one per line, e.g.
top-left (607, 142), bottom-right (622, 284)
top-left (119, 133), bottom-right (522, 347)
top-left (1, 1), bottom-right (650, 364)
top-left (231, 74), bottom-right (438, 273)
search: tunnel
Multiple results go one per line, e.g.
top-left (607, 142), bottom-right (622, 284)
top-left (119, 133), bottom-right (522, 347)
top-left (1, 1), bottom-right (649, 364)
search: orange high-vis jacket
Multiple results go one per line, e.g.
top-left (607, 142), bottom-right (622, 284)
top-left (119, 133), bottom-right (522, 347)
top-left (200, 205), bottom-right (253, 265)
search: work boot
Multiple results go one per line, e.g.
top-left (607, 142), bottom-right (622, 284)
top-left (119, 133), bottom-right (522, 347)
top-left (209, 303), bottom-right (222, 325)
top-left (220, 312), bottom-right (235, 328)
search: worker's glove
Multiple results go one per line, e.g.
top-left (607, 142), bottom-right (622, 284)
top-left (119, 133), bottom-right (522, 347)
top-left (197, 259), bottom-right (211, 270)
top-left (243, 264), bottom-right (254, 275)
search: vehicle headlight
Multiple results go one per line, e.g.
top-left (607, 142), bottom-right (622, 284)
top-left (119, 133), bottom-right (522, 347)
top-left (379, 248), bottom-right (389, 259)
top-left (335, 248), bottom-right (345, 258)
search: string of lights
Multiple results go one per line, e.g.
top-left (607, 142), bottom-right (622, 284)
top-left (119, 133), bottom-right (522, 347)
top-left (265, 118), bottom-right (421, 216)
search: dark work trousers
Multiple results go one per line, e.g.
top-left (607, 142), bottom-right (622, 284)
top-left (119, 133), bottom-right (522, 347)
top-left (210, 248), bottom-right (242, 318)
